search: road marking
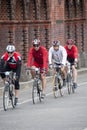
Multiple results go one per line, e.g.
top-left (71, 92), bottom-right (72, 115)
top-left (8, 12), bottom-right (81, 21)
top-left (18, 99), bottom-right (32, 105)
top-left (0, 81), bottom-right (87, 111)
top-left (79, 82), bottom-right (87, 86)
top-left (83, 128), bottom-right (87, 130)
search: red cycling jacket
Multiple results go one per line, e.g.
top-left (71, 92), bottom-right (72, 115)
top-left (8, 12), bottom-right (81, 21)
top-left (64, 45), bottom-right (78, 59)
top-left (27, 46), bottom-right (48, 70)
top-left (1, 52), bottom-right (22, 69)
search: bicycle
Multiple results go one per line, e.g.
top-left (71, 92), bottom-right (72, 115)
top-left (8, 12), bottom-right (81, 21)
top-left (52, 63), bottom-right (63, 98)
top-left (66, 62), bottom-right (75, 94)
top-left (1, 71), bottom-right (16, 111)
top-left (26, 67), bottom-right (42, 104)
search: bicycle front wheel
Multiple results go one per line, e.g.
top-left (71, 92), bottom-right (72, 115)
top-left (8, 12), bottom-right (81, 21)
top-left (66, 74), bottom-right (72, 94)
top-left (32, 81), bottom-right (39, 104)
top-left (58, 78), bottom-right (63, 97)
top-left (52, 75), bottom-right (59, 98)
top-left (3, 84), bottom-right (9, 111)
top-left (9, 84), bottom-right (15, 108)
top-left (72, 83), bottom-right (75, 93)
top-left (37, 80), bottom-right (42, 102)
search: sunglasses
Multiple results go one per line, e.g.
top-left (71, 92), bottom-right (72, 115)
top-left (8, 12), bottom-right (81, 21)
top-left (67, 44), bottom-right (72, 45)
top-left (8, 52), bottom-right (13, 54)
top-left (53, 45), bottom-right (59, 47)
top-left (33, 44), bottom-right (39, 47)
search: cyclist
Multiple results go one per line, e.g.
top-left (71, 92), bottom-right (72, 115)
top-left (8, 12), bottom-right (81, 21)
top-left (0, 45), bottom-right (22, 106)
top-left (64, 39), bottom-right (78, 88)
top-left (27, 39), bottom-right (48, 98)
top-left (49, 40), bottom-right (67, 86)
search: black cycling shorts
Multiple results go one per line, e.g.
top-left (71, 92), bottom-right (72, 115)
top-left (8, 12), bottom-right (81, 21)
top-left (67, 57), bottom-right (75, 65)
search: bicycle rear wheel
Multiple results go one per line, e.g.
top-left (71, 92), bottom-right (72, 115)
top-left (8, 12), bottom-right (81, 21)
top-left (9, 84), bottom-right (15, 108)
top-left (3, 84), bottom-right (10, 111)
top-left (32, 81), bottom-right (40, 104)
top-left (66, 74), bottom-right (72, 94)
top-left (52, 75), bottom-right (59, 98)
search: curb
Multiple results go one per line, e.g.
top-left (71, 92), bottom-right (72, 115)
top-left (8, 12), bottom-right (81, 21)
top-left (0, 68), bottom-right (87, 96)
top-left (77, 68), bottom-right (87, 74)
top-left (0, 76), bottom-right (53, 96)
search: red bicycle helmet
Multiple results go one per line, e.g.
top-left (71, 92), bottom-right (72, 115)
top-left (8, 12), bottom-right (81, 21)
top-left (32, 39), bottom-right (40, 45)
top-left (66, 39), bottom-right (74, 45)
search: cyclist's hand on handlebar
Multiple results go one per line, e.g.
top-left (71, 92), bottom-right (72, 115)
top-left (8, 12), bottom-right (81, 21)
top-left (61, 64), bottom-right (64, 68)
top-left (74, 62), bottom-right (77, 68)
top-left (41, 68), bottom-right (46, 75)
top-left (75, 58), bottom-right (78, 63)
top-left (15, 75), bottom-right (19, 81)
top-left (49, 64), bottom-right (53, 69)
top-left (24, 66), bottom-right (30, 75)
top-left (5, 71), bottom-right (10, 76)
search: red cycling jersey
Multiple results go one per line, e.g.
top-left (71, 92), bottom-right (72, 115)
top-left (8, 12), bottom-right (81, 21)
top-left (27, 46), bottom-right (48, 70)
top-left (1, 52), bottom-right (21, 69)
top-left (64, 45), bottom-right (78, 59)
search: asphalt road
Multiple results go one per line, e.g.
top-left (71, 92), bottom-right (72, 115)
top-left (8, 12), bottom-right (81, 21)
top-left (0, 73), bottom-right (87, 130)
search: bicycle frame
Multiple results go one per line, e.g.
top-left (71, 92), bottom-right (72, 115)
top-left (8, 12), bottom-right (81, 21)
top-left (28, 68), bottom-right (42, 104)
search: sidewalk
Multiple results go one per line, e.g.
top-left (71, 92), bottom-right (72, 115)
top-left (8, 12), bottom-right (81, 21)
top-left (0, 67), bottom-right (87, 96)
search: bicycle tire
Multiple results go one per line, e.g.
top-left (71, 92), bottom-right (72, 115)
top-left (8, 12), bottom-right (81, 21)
top-left (32, 81), bottom-right (39, 104)
top-left (52, 75), bottom-right (59, 98)
top-left (9, 84), bottom-right (15, 108)
top-left (72, 84), bottom-right (75, 93)
top-left (37, 80), bottom-right (42, 102)
top-left (58, 78), bottom-right (63, 97)
top-left (66, 74), bottom-right (72, 94)
top-left (3, 84), bottom-right (9, 111)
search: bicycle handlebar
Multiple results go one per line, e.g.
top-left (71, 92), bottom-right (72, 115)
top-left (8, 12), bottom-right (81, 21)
top-left (25, 67), bottom-right (40, 71)
top-left (0, 71), bottom-right (13, 75)
top-left (0, 71), bottom-right (17, 81)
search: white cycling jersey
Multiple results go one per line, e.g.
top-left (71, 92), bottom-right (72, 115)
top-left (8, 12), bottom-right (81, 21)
top-left (49, 45), bottom-right (67, 66)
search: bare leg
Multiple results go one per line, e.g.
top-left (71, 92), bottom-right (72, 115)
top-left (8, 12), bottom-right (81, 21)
top-left (41, 74), bottom-right (46, 94)
top-left (15, 89), bottom-right (19, 98)
top-left (72, 65), bottom-right (77, 83)
top-left (30, 66), bottom-right (36, 79)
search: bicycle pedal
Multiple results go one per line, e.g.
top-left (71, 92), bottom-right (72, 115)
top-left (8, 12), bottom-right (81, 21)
top-left (38, 87), bottom-right (42, 91)
top-left (53, 86), bottom-right (58, 91)
top-left (41, 93), bottom-right (45, 99)
top-left (60, 91), bottom-right (63, 97)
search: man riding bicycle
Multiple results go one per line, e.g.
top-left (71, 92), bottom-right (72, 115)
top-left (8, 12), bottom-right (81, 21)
top-left (49, 40), bottom-right (67, 86)
top-left (64, 39), bottom-right (78, 89)
top-left (0, 45), bottom-right (22, 106)
top-left (27, 39), bottom-right (48, 99)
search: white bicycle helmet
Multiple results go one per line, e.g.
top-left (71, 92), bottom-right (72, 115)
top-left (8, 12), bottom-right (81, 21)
top-left (6, 45), bottom-right (15, 53)
top-left (52, 40), bottom-right (60, 46)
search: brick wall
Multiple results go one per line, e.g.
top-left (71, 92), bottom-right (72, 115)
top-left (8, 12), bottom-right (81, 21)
top-left (0, 0), bottom-right (87, 67)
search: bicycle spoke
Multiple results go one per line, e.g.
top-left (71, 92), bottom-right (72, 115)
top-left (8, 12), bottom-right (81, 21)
top-left (37, 81), bottom-right (42, 102)
top-left (66, 74), bottom-right (72, 94)
top-left (10, 84), bottom-right (15, 108)
top-left (3, 85), bottom-right (10, 111)
top-left (32, 81), bottom-right (39, 104)
top-left (53, 75), bottom-right (59, 98)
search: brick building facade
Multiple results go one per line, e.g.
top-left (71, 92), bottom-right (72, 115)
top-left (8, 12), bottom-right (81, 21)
top-left (0, 0), bottom-right (87, 67)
